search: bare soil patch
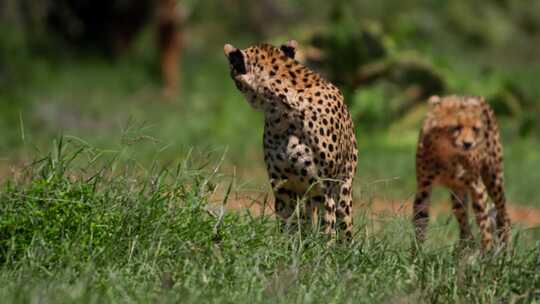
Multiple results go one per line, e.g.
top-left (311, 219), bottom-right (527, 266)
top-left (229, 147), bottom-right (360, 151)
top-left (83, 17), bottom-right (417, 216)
top-left (210, 191), bottom-right (540, 228)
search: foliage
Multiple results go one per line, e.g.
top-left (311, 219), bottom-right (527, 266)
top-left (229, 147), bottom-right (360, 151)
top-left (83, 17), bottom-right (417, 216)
top-left (303, 0), bottom-right (540, 133)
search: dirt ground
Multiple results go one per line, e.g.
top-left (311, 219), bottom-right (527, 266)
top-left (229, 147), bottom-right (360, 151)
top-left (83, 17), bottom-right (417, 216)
top-left (2, 161), bottom-right (538, 228)
top-left (210, 191), bottom-right (540, 228)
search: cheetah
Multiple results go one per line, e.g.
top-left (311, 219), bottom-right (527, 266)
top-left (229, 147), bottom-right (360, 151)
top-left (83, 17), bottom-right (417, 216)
top-left (413, 95), bottom-right (511, 252)
top-left (224, 41), bottom-right (358, 240)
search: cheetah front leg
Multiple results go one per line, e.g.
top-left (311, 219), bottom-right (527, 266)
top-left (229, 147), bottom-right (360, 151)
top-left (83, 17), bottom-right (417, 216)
top-left (449, 188), bottom-right (473, 246)
top-left (336, 178), bottom-right (354, 241)
top-left (305, 197), bottom-right (320, 230)
top-left (482, 166), bottom-right (511, 248)
top-left (320, 194), bottom-right (337, 238)
top-left (469, 179), bottom-right (493, 252)
top-left (274, 190), bottom-right (297, 233)
top-left (412, 180), bottom-right (433, 247)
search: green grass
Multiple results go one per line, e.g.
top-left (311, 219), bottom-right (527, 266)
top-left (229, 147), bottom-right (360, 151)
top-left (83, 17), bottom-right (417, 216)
top-left (0, 139), bottom-right (539, 303)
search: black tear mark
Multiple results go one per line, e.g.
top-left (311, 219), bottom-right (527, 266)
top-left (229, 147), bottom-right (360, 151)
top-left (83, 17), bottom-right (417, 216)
top-left (228, 49), bottom-right (246, 74)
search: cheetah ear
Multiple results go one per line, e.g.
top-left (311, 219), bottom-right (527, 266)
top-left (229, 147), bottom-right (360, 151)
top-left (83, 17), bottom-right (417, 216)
top-left (224, 43), bottom-right (236, 57)
top-left (280, 40), bottom-right (298, 59)
top-left (224, 43), bottom-right (247, 75)
top-left (428, 95), bottom-right (441, 106)
top-left (476, 95), bottom-right (486, 103)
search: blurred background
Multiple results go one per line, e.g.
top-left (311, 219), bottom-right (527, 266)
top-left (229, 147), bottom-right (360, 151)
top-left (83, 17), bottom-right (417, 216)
top-left (0, 0), bottom-right (539, 217)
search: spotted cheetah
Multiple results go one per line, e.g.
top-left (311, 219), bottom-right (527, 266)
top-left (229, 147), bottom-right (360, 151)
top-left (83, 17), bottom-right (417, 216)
top-left (224, 41), bottom-right (358, 240)
top-left (413, 95), bottom-right (511, 252)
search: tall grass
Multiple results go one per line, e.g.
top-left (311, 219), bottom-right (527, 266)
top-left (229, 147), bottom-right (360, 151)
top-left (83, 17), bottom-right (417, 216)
top-left (0, 138), bottom-right (539, 303)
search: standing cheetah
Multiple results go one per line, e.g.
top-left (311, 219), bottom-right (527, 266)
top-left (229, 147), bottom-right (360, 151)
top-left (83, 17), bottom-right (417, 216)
top-left (224, 41), bottom-right (358, 239)
top-left (413, 95), bottom-right (511, 251)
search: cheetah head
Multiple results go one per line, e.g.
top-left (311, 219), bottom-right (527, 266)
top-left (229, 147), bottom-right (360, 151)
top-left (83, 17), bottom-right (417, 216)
top-left (223, 41), bottom-right (297, 110)
top-left (428, 95), bottom-right (486, 153)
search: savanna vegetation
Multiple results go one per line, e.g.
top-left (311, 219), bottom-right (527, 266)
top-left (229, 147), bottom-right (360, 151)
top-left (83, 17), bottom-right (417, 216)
top-left (0, 0), bottom-right (539, 302)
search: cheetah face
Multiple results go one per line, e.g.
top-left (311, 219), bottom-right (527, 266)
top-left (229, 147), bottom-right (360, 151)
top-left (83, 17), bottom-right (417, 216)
top-left (447, 116), bottom-right (484, 152)
top-left (223, 41), bottom-right (297, 110)
top-left (428, 95), bottom-right (486, 153)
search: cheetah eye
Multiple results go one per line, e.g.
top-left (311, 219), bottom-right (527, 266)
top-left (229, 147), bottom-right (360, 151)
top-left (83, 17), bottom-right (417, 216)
top-left (472, 126), bottom-right (481, 133)
top-left (449, 125), bottom-right (462, 132)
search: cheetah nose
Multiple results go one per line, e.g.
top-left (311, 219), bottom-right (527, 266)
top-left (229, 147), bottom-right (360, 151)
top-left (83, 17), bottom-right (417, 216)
top-left (463, 141), bottom-right (473, 150)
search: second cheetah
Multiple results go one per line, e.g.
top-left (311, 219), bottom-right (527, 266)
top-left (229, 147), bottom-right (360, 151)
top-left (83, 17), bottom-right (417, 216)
top-left (413, 95), bottom-right (511, 252)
